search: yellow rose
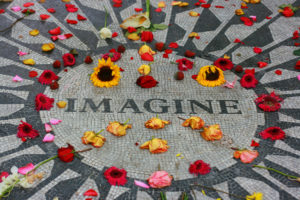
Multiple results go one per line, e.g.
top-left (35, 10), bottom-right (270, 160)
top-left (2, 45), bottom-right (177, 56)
top-left (200, 124), bottom-right (223, 141)
top-left (138, 44), bottom-right (156, 56)
top-left (140, 138), bottom-right (169, 154)
top-left (145, 117), bottom-right (170, 129)
top-left (235, 9), bottom-right (245, 15)
top-left (182, 117), bottom-right (205, 130)
top-left (106, 121), bottom-right (132, 137)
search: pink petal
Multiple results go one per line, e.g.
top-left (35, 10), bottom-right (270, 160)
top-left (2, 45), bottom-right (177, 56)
top-left (45, 123), bottom-right (53, 132)
top-left (0, 172), bottom-right (9, 183)
top-left (11, 6), bottom-right (21, 12)
top-left (50, 118), bottom-right (62, 125)
top-left (17, 51), bottom-right (28, 56)
top-left (297, 75), bottom-right (300, 81)
top-left (43, 133), bottom-right (55, 142)
top-left (57, 35), bottom-right (67, 40)
top-left (134, 180), bottom-right (150, 188)
top-left (12, 75), bottom-right (23, 82)
top-left (250, 16), bottom-right (257, 21)
top-left (18, 163), bottom-right (34, 175)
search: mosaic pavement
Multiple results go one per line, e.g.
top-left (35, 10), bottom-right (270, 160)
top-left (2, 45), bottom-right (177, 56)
top-left (0, 0), bottom-right (300, 199)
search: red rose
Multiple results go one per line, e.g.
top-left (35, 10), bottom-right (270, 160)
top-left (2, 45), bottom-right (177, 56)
top-left (57, 144), bottom-right (75, 162)
top-left (141, 31), bottom-right (154, 43)
top-left (282, 7), bottom-right (294, 17)
top-left (136, 75), bottom-right (158, 88)
top-left (63, 53), bottom-right (76, 67)
top-left (155, 42), bottom-right (165, 51)
top-left (176, 58), bottom-right (193, 71)
top-left (85, 55), bottom-right (93, 64)
top-left (189, 160), bottom-right (211, 175)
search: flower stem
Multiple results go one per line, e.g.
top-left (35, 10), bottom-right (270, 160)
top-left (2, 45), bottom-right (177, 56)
top-left (191, 184), bottom-right (246, 199)
top-left (146, 0), bottom-right (150, 18)
top-left (104, 7), bottom-right (108, 27)
top-left (75, 148), bottom-right (93, 153)
top-left (28, 155), bottom-right (58, 175)
top-left (253, 165), bottom-right (299, 179)
top-left (0, 179), bottom-right (20, 198)
top-left (178, 117), bottom-right (186, 121)
top-left (96, 129), bottom-right (104, 135)
top-left (123, 118), bottom-right (131, 125)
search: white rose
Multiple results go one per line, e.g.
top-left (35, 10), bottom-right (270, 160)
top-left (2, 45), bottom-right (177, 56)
top-left (99, 27), bottom-right (112, 39)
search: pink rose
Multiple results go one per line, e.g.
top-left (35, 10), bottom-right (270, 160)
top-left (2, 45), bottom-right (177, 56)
top-left (147, 171), bottom-right (172, 188)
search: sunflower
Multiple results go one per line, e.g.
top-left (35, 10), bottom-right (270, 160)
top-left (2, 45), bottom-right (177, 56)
top-left (196, 65), bottom-right (225, 87)
top-left (90, 58), bottom-right (121, 88)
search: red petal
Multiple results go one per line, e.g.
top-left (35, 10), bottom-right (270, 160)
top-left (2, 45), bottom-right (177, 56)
top-left (240, 17), bottom-right (253, 26)
top-left (163, 53), bottom-right (169, 58)
top-left (275, 70), bottom-right (282, 75)
top-left (165, 49), bottom-right (172, 54)
top-left (295, 43), bottom-right (300, 46)
top-left (245, 69), bottom-right (255, 74)
top-left (194, 2), bottom-right (200, 6)
top-left (257, 61), bottom-right (268, 68)
top-left (23, 2), bottom-right (34, 7)
top-left (130, 57), bottom-right (134, 60)
top-left (77, 14), bottom-right (87, 21)
top-left (40, 14), bottom-right (50, 20)
top-left (112, 32), bottom-right (118, 38)
top-left (21, 137), bottom-right (27, 142)
top-left (120, 67), bottom-right (124, 71)
top-left (215, 5), bottom-right (224, 8)
top-left (66, 19), bottom-right (78, 24)
top-left (66, 4), bottom-right (78, 13)
top-left (64, 33), bottom-right (73, 39)
top-left (113, 0), bottom-right (122, 3)
top-left (201, 4), bottom-right (211, 8)
top-left (0, 9), bottom-right (5, 14)
top-left (113, 3), bottom-right (122, 7)
top-left (292, 30), bottom-right (299, 40)
top-left (47, 8), bottom-right (56, 13)
top-left (51, 36), bottom-right (58, 41)
top-left (29, 71), bottom-right (38, 78)
top-left (251, 140), bottom-right (260, 147)
top-left (199, 0), bottom-right (207, 3)
top-left (253, 47), bottom-right (262, 54)
top-left (135, 8), bottom-right (143, 12)
top-left (48, 27), bottom-right (61, 35)
top-left (141, 53), bottom-right (154, 61)
top-left (191, 75), bottom-right (197, 80)
top-left (83, 189), bottom-right (98, 197)
top-left (155, 8), bottom-right (162, 12)
top-left (168, 42), bottom-right (178, 48)
top-left (234, 38), bottom-right (241, 43)
top-left (266, 16), bottom-right (272, 19)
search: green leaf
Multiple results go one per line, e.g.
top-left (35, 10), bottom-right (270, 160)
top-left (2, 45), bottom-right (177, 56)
top-left (293, 49), bottom-right (300, 56)
top-left (125, 31), bottom-right (130, 37)
top-left (279, 4), bottom-right (289, 9)
top-left (153, 24), bottom-right (168, 30)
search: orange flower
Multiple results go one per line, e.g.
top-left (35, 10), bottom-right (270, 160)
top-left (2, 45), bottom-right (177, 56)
top-left (234, 149), bottom-right (259, 163)
top-left (182, 117), bottom-right (205, 130)
top-left (81, 130), bottom-right (106, 148)
top-left (145, 117), bottom-right (170, 129)
top-left (106, 120), bottom-right (132, 137)
top-left (200, 124), bottom-right (223, 141)
top-left (140, 138), bottom-right (169, 154)
top-left (138, 44), bottom-right (156, 56)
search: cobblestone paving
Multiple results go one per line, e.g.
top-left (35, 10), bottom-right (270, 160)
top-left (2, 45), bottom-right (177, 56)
top-left (1, 0), bottom-right (300, 199)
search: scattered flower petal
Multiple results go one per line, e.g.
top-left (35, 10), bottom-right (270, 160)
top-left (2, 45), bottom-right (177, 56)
top-left (43, 133), bottom-right (55, 143)
top-left (18, 163), bottom-right (34, 175)
top-left (50, 118), bottom-right (62, 125)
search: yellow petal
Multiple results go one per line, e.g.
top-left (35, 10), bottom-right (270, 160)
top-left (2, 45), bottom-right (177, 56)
top-left (188, 32), bottom-right (198, 38)
top-left (202, 189), bottom-right (206, 196)
top-left (250, 0), bottom-right (260, 3)
top-left (29, 29), bottom-right (39, 36)
top-left (158, 1), bottom-right (166, 8)
top-left (61, 0), bottom-right (70, 2)
top-left (138, 64), bottom-right (151, 75)
top-left (127, 33), bottom-right (140, 41)
top-left (179, 2), bottom-right (189, 7)
top-left (42, 43), bottom-right (55, 52)
top-left (56, 101), bottom-right (67, 108)
top-left (176, 153), bottom-right (181, 157)
top-left (235, 9), bottom-right (244, 15)
top-left (189, 11), bottom-right (199, 17)
top-left (223, 54), bottom-right (230, 59)
top-left (23, 59), bottom-right (35, 66)
top-left (172, 1), bottom-right (182, 6)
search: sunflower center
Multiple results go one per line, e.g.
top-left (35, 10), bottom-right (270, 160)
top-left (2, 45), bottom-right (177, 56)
top-left (44, 72), bottom-right (52, 79)
top-left (110, 169), bottom-right (123, 178)
top-left (205, 67), bottom-right (220, 81)
top-left (97, 66), bottom-right (114, 82)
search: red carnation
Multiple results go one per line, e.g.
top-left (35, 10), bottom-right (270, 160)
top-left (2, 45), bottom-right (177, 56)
top-left (77, 14), bottom-right (87, 21)
top-left (102, 51), bottom-right (121, 62)
top-left (214, 58), bottom-right (233, 71)
top-left (176, 58), bottom-right (193, 71)
top-left (136, 75), bottom-right (158, 88)
top-left (185, 50), bottom-right (195, 58)
top-left (189, 160), bottom-right (211, 175)
top-left (48, 27), bottom-right (61, 35)
top-left (260, 127), bottom-right (285, 140)
top-left (57, 144), bottom-right (75, 163)
top-left (141, 31), bottom-right (153, 43)
top-left (17, 121), bottom-right (39, 139)
top-left (63, 53), bottom-right (76, 67)
top-left (53, 60), bottom-right (61, 68)
top-left (155, 42), bottom-right (165, 51)
top-left (255, 92), bottom-right (283, 112)
top-left (38, 70), bottom-right (59, 85)
top-left (282, 7), bottom-right (294, 17)
top-left (240, 73), bottom-right (258, 88)
top-left (35, 93), bottom-right (54, 111)
top-left (104, 166), bottom-right (127, 186)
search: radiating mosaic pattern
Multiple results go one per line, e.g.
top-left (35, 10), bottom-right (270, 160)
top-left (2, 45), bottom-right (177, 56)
top-left (0, 0), bottom-right (300, 199)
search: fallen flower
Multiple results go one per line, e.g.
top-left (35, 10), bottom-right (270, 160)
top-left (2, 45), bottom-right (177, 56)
top-left (189, 160), bottom-right (211, 175)
top-left (214, 58), bottom-right (233, 71)
top-left (185, 50), bottom-right (195, 58)
top-left (148, 171), bottom-right (172, 188)
top-left (23, 58), bottom-right (35, 66)
top-left (62, 53), bottom-right (76, 67)
top-left (255, 92), bottom-right (283, 112)
top-left (182, 116), bottom-right (205, 130)
top-left (84, 55), bottom-right (93, 64)
top-left (41, 43), bottom-right (55, 52)
top-left (251, 140), bottom-right (260, 147)
top-left (169, 42), bottom-right (178, 49)
top-left (196, 65), bottom-right (226, 87)
top-left (176, 58), bottom-right (193, 71)
top-left (234, 149), bottom-right (258, 163)
top-left (40, 14), bottom-right (50, 20)
top-left (145, 116), bottom-right (170, 129)
top-left (38, 70), bottom-right (58, 85)
top-left (259, 127), bottom-right (285, 140)
top-left (65, 4), bottom-right (78, 12)
top-left (201, 124), bottom-right (223, 141)
top-left (43, 133), bottom-right (55, 143)
top-left (253, 47), bottom-right (262, 54)
top-left (138, 64), bottom-right (151, 75)
top-left (81, 130), bottom-right (106, 148)
top-left (106, 119), bottom-right (132, 137)
top-left (35, 93), bottom-right (54, 111)
top-left (257, 61), bottom-right (268, 68)
top-left (139, 44), bottom-right (156, 56)
top-left (141, 31), bottom-right (153, 43)
top-left (104, 166), bottom-right (127, 186)
top-left (240, 17), bottom-right (253, 26)
top-left (17, 121), bottom-right (39, 139)
top-left (240, 73), bottom-right (258, 88)
top-left (136, 75), bottom-right (158, 88)
top-left (140, 138), bottom-right (169, 154)
top-left (57, 144), bottom-right (75, 162)
top-left (48, 27), bottom-right (61, 35)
